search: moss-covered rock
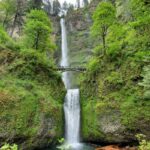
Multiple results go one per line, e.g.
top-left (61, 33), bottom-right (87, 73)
top-left (80, 57), bottom-right (150, 144)
top-left (0, 48), bottom-right (66, 149)
top-left (63, 0), bottom-right (150, 144)
top-left (65, 7), bottom-right (94, 67)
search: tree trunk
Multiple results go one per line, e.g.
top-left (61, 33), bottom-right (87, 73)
top-left (3, 12), bottom-right (8, 27)
top-left (34, 31), bottom-right (40, 50)
top-left (10, 13), bottom-right (18, 37)
top-left (101, 26), bottom-right (108, 56)
top-left (102, 33), bottom-right (106, 56)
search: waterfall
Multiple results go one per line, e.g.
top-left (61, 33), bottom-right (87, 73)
top-left (60, 18), bottom-right (69, 89)
top-left (64, 89), bottom-right (80, 143)
top-left (60, 18), bottom-right (80, 145)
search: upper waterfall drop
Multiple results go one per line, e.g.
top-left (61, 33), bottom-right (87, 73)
top-left (60, 18), bottom-right (68, 67)
top-left (60, 18), bottom-right (70, 89)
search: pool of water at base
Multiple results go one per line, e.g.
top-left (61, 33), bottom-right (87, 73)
top-left (43, 143), bottom-right (95, 150)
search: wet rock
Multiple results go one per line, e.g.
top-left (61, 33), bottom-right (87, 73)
top-left (96, 145), bottom-right (137, 150)
top-left (96, 145), bottom-right (120, 150)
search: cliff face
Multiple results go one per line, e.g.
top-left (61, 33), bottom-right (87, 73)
top-left (65, 8), bottom-right (93, 67)
top-left (0, 48), bottom-right (65, 150)
top-left (81, 61), bottom-right (150, 144)
top-left (63, 0), bottom-right (150, 145)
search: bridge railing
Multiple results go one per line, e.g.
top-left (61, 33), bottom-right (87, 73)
top-left (54, 66), bottom-right (87, 72)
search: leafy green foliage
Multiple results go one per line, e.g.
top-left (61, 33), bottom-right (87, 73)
top-left (136, 134), bottom-right (150, 150)
top-left (58, 138), bottom-right (65, 144)
top-left (131, 0), bottom-right (150, 19)
top-left (130, 0), bottom-right (150, 59)
top-left (0, 26), bottom-right (12, 44)
top-left (24, 10), bottom-right (54, 52)
top-left (92, 2), bottom-right (116, 36)
top-left (87, 57), bottom-right (100, 75)
top-left (81, 0), bottom-right (150, 139)
top-left (0, 0), bottom-right (16, 27)
top-left (0, 48), bottom-right (65, 143)
top-left (106, 24), bottom-right (127, 58)
top-left (0, 74), bottom-right (65, 140)
top-left (139, 65), bottom-right (150, 100)
top-left (0, 25), bottom-right (17, 50)
top-left (105, 71), bottom-right (123, 85)
top-left (57, 144), bottom-right (71, 150)
top-left (91, 2), bottom-right (116, 55)
top-left (8, 48), bottom-right (57, 81)
top-left (0, 2), bottom-right (65, 147)
top-left (0, 143), bottom-right (18, 150)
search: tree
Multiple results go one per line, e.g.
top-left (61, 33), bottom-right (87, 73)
top-left (24, 10), bottom-right (52, 51)
top-left (10, 0), bottom-right (28, 36)
top-left (131, 0), bottom-right (150, 18)
top-left (28, 0), bottom-right (43, 10)
top-left (91, 2), bottom-right (116, 56)
top-left (106, 24), bottom-right (128, 58)
top-left (0, 0), bottom-right (16, 28)
top-left (62, 1), bottom-right (68, 11)
top-left (76, 0), bottom-right (80, 8)
top-left (67, 4), bottom-right (74, 13)
top-left (53, 0), bottom-right (60, 15)
top-left (131, 0), bottom-right (150, 33)
top-left (43, 0), bottom-right (52, 16)
top-left (130, 0), bottom-right (150, 60)
top-left (83, 0), bottom-right (88, 6)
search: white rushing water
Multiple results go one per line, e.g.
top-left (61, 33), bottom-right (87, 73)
top-left (64, 89), bottom-right (80, 143)
top-left (60, 18), bottom-right (70, 89)
top-left (60, 18), bottom-right (80, 145)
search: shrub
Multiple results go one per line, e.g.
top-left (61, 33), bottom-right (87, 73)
top-left (105, 71), bottom-right (123, 85)
top-left (87, 57), bottom-right (100, 75)
top-left (139, 65), bottom-right (150, 100)
top-left (0, 143), bottom-right (18, 150)
top-left (136, 134), bottom-right (150, 150)
top-left (8, 49), bottom-right (58, 81)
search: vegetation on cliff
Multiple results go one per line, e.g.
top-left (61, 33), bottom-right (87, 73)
top-left (0, 2), bottom-right (65, 149)
top-left (80, 0), bottom-right (150, 143)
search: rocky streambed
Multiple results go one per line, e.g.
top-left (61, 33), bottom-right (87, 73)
top-left (96, 145), bottom-right (137, 150)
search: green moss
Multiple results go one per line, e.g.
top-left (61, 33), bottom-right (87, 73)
top-left (80, 53), bottom-right (150, 140)
top-left (81, 99), bottom-right (105, 141)
top-left (0, 49), bottom-right (66, 147)
top-left (0, 74), bottom-right (64, 135)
